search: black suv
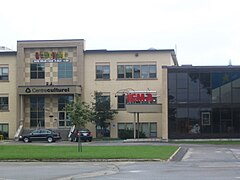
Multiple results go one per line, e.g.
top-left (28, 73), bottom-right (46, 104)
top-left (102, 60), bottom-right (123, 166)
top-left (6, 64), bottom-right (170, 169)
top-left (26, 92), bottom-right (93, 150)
top-left (19, 129), bottom-right (61, 143)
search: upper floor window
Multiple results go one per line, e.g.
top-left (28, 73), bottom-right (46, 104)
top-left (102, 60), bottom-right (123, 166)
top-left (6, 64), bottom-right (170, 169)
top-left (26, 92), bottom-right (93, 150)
top-left (58, 63), bottom-right (73, 78)
top-left (30, 63), bottom-right (45, 79)
top-left (0, 67), bottom-right (9, 80)
top-left (0, 97), bottom-right (8, 111)
top-left (117, 64), bottom-right (157, 79)
top-left (96, 94), bottom-right (110, 110)
top-left (117, 95), bottom-right (126, 109)
top-left (96, 65), bottom-right (110, 80)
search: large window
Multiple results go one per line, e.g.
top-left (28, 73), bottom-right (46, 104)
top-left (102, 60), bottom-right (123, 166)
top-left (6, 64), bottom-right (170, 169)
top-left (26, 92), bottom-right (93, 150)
top-left (96, 65), bottom-right (110, 80)
top-left (30, 96), bottom-right (45, 128)
top-left (118, 122), bottom-right (157, 138)
top-left (30, 63), bottom-right (45, 79)
top-left (117, 64), bottom-right (156, 79)
top-left (58, 95), bottom-right (73, 127)
top-left (58, 62), bottom-right (73, 78)
top-left (0, 97), bottom-right (8, 111)
top-left (0, 67), bottom-right (8, 80)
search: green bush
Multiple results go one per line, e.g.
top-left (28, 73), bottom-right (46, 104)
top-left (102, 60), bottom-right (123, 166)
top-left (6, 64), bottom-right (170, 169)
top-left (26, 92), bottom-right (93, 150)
top-left (118, 129), bottom-right (146, 139)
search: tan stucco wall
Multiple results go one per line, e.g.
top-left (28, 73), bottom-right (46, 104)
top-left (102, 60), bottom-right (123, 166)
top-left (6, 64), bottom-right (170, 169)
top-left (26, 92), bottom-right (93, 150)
top-left (84, 51), bottom-right (175, 139)
top-left (0, 54), bottom-right (17, 139)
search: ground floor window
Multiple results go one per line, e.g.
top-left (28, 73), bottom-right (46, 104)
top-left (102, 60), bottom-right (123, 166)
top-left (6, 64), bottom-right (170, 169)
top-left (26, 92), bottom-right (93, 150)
top-left (96, 123), bottom-right (110, 137)
top-left (118, 122), bottom-right (157, 138)
top-left (169, 106), bottom-right (240, 138)
top-left (0, 123), bottom-right (9, 139)
top-left (30, 96), bottom-right (45, 128)
top-left (58, 95), bottom-right (73, 127)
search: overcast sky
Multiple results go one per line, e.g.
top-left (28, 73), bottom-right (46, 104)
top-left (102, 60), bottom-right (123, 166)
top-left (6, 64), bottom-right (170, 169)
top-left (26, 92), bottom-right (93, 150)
top-left (0, 0), bottom-right (239, 65)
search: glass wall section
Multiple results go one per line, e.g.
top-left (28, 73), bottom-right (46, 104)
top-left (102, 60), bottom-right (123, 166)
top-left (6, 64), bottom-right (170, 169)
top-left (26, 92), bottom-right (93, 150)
top-left (168, 67), bottom-right (240, 139)
top-left (200, 73), bottom-right (211, 103)
top-left (188, 73), bottom-right (199, 103)
top-left (168, 73), bottom-right (176, 103)
top-left (58, 95), bottom-right (73, 127)
top-left (30, 96), bottom-right (45, 128)
top-left (176, 73), bottom-right (188, 103)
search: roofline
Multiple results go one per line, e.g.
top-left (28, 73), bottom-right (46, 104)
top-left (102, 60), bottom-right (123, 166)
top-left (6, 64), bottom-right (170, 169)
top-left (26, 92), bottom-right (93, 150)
top-left (85, 49), bottom-right (175, 53)
top-left (17, 39), bottom-right (84, 43)
top-left (85, 49), bottom-right (178, 66)
top-left (163, 65), bottom-right (240, 69)
top-left (0, 51), bottom-right (17, 55)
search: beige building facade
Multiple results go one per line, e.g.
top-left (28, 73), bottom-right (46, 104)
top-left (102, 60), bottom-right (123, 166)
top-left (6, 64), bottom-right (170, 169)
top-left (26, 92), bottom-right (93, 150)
top-left (0, 39), bottom-right (177, 140)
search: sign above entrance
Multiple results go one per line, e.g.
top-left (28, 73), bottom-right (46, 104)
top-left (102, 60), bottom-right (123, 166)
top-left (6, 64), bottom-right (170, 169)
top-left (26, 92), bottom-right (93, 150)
top-left (18, 86), bottom-right (82, 95)
top-left (33, 51), bottom-right (70, 63)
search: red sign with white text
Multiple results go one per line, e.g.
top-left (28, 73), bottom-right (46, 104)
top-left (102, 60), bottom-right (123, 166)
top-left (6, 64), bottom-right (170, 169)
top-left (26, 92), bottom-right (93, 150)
top-left (127, 93), bottom-right (154, 103)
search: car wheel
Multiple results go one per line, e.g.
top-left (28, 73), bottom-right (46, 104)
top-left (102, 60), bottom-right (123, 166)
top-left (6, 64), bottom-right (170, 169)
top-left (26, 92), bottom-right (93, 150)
top-left (23, 137), bottom-right (30, 143)
top-left (89, 139), bottom-right (92, 142)
top-left (47, 137), bottom-right (53, 143)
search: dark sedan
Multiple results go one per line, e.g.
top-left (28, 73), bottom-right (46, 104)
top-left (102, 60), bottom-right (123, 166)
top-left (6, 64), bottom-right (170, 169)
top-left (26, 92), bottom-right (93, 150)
top-left (19, 129), bottom-right (61, 143)
top-left (70, 129), bottom-right (93, 142)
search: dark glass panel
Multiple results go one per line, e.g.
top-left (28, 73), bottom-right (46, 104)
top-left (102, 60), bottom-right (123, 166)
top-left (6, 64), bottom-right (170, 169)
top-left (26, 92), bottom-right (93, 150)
top-left (232, 89), bottom-right (240, 103)
top-left (200, 73), bottom-right (210, 88)
top-left (177, 73), bottom-right (187, 89)
top-left (176, 108), bottom-right (188, 134)
top-left (220, 83), bottom-right (231, 103)
top-left (212, 109), bottom-right (220, 133)
top-left (177, 89), bottom-right (187, 103)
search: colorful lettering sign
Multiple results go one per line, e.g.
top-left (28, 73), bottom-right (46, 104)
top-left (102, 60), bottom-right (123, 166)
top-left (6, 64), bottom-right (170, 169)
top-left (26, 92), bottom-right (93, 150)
top-left (33, 51), bottom-right (69, 63)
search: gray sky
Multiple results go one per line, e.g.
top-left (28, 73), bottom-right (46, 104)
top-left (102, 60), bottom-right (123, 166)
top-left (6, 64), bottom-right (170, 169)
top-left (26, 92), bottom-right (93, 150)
top-left (0, 0), bottom-right (239, 65)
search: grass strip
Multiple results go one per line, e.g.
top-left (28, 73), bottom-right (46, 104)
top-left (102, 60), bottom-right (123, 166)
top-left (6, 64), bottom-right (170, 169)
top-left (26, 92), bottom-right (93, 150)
top-left (0, 145), bottom-right (178, 160)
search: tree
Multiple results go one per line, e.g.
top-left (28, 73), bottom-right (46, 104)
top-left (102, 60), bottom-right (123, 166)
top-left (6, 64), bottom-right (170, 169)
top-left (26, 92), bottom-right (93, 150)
top-left (65, 96), bottom-right (92, 129)
top-left (91, 92), bottom-right (118, 137)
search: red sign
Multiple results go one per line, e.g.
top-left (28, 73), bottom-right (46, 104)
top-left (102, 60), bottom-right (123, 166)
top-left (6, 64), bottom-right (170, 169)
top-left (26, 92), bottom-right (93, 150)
top-left (127, 93), bottom-right (154, 103)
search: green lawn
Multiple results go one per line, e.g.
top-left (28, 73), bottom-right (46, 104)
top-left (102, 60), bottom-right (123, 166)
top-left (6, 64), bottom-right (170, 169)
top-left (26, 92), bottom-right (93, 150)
top-left (0, 145), bottom-right (178, 161)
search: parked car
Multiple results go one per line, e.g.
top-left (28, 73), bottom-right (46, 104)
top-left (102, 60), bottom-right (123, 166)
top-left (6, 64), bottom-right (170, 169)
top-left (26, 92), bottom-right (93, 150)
top-left (70, 129), bottom-right (93, 142)
top-left (19, 129), bottom-right (61, 143)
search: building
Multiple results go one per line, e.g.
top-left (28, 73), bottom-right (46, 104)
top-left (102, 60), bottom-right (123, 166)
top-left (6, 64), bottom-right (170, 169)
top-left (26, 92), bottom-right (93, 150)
top-left (0, 39), bottom-right (177, 140)
top-left (163, 65), bottom-right (240, 139)
top-left (0, 51), bottom-right (17, 138)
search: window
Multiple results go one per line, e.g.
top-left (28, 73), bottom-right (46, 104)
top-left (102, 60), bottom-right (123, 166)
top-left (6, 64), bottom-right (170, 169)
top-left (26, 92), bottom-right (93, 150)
top-left (0, 67), bottom-right (8, 80)
top-left (30, 96), bottom-right (45, 128)
top-left (0, 124), bottom-right (9, 139)
top-left (117, 95), bottom-right (126, 109)
top-left (96, 65), bottom-right (110, 79)
top-left (30, 63), bottom-right (45, 79)
top-left (0, 97), bottom-right (8, 111)
top-left (58, 95), bottom-right (73, 127)
top-left (117, 64), bottom-right (157, 79)
top-left (58, 63), bottom-right (73, 78)
top-left (202, 112), bottom-right (211, 126)
top-left (117, 122), bottom-right (157, 138)
top-left (96, 95), bottom-right (110, 110)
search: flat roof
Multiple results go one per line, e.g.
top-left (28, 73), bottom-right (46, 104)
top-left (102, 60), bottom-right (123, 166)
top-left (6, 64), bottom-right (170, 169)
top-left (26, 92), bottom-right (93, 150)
top-left (85, 49), bottom-right (178, 66)
top-left (163, 65), bottom-right (240, 70)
